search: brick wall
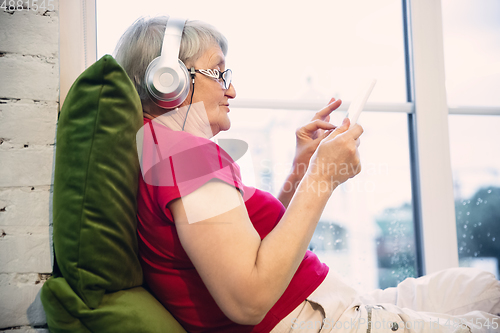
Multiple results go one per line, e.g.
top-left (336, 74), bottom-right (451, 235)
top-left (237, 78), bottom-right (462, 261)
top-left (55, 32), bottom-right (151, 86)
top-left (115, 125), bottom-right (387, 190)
top-left (0, 1), bottom-right (59, 331)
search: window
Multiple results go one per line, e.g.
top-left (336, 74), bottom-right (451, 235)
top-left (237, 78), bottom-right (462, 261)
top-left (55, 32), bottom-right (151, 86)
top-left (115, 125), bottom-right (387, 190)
top-left (97, 0), bottom-right (407, 103)
top-left (448, 115), bottom-right (500, 278)
top-left (441, 0), bottom-right (500, 107)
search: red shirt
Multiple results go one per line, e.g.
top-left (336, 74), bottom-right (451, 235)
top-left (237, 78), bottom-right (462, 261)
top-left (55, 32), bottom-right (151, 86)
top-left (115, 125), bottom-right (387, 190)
top-left (137, 118), bottom-right (328, 332)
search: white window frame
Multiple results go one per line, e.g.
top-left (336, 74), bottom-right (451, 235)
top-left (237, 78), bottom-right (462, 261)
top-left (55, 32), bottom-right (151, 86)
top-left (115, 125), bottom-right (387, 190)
top-left (61, 0), bottom-right (500, 278)
top-left (406, 0), bottom-right (458, 275)
top-left (59, 0), bottom-right (97, 106)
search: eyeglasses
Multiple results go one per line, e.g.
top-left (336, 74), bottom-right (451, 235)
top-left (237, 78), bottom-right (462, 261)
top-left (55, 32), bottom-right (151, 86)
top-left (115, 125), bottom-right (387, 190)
top-left (193, 68), bottom-right (232, 90)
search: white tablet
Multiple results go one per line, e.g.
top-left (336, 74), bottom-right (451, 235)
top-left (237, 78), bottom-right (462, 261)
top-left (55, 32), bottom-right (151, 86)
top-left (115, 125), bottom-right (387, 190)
top-left (345, 79), bottom-right (377, 127)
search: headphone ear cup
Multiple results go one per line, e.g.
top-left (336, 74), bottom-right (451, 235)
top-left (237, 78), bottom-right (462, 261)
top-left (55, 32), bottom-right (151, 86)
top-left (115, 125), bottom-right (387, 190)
top-left (145, 57), bottom-right (190, 109)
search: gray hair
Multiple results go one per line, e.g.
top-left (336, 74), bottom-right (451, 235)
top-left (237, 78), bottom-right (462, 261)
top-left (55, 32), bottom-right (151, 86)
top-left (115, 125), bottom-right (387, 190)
top-left (113, 16), bottom-right (228, 103)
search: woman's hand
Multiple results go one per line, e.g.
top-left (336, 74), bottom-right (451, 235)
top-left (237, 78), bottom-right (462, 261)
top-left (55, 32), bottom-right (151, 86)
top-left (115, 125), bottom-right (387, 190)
top-left (292, 98), bottom-right (343, 179)
top-left (306, 117), bottom-right (364, 189)
top-left (278, 98), bottom-right (343, 208)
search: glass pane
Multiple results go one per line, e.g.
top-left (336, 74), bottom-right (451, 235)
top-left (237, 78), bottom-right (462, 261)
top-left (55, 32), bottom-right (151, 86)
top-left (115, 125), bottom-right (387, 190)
top-left (449, 115), bottom-right (500, 278)
top-left (442, 0), bottom-right (500, 107)
top-left (217, 110), bottom-right (416, 293)
top-left (97, 0), bottom-right (407, 103)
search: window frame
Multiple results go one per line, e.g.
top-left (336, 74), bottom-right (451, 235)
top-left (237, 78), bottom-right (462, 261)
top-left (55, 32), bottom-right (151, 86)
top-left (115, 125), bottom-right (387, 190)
top-left (405, 0), bottom-right (459, 275)
top-left (59, 0), bottom-right (97, 106)
top-left (63, 0), bottom-right (500, 278)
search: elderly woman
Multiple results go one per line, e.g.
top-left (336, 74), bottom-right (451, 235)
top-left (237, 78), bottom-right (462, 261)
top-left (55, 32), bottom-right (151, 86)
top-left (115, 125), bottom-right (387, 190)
top-left (114, 16), bottom-right (500, 333)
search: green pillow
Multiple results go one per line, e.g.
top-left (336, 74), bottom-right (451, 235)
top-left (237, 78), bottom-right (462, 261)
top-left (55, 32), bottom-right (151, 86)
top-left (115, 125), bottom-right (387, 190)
top-left (51, 54), bottom-right (143, 309)
top-left (41, 277), bottom-right (186, 333)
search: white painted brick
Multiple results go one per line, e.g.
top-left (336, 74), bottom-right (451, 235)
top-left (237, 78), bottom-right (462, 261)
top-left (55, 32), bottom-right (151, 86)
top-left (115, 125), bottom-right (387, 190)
top-left (0, 226), bottom-right (51, 273)
top-left (0, 5), bottom-right (58, 58)
top-left (0, 0), bottom-right (58, 329)
top-left (0, 147), bottom-right (54, 187)
top-left (0, 100), bottom-right (58, 146)
top-left (0, 53), bottom-right (58, 101)
top-left (0, 273), bottom-right (48, 328)
top-left (0, 186), bottom-right (51, 227)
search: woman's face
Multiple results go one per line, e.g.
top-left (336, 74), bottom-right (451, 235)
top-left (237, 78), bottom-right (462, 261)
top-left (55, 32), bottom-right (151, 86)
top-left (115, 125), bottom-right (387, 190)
top-left (180, 44), bottom-right (237, 136)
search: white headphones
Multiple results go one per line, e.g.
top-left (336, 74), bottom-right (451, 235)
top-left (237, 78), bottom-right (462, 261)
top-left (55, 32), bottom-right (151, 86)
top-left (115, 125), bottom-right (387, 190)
top-left (144, 17), bottom-right (191, 109)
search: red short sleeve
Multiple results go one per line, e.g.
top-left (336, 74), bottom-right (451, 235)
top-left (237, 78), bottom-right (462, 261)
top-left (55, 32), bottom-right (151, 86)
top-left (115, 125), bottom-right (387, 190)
top-left (137, 119), bottom-right (245, 211)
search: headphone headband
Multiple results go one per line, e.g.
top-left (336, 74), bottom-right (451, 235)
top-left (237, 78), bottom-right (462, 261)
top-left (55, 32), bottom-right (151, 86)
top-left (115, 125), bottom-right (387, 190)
top-left (160, 17), bottom-right (185, 67)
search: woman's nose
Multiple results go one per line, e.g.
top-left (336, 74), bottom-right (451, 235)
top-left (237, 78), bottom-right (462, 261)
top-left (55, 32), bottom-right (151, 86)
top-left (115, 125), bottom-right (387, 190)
top-left (226, 83), bottom-right (236, 99)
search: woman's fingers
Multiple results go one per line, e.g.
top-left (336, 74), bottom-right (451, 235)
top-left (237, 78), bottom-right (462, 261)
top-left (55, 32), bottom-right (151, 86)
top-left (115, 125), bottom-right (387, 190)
top-left (348, 123), bottom-right (364, 140)
top-left (324, 119), bottom-right (364, 143)
top-left (311, 98), bottom-right (342, 121)
top-left (325, 117), bottom-right (350, 138)
top-left (299, 119), bottom-right (336, 136)
top-left (308, 117), bottom-right (363, 185)
top-left (306, 98), bottom-right (341, 140)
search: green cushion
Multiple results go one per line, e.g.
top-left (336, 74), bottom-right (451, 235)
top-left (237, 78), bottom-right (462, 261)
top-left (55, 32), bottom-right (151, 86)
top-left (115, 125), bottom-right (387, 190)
top-left (42, 54), bottom-right (187, 332)
top-left (41, 277), bottom-right (186, 333)
top-left (51, 54), bottom-right (143, 309)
